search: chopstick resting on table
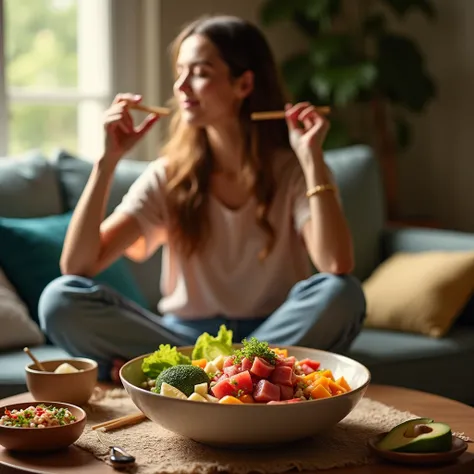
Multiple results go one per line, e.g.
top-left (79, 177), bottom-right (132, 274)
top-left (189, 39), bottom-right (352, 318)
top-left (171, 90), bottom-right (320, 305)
top-left (129, 103), bottom-right (331, 121)
top-left (92, 412), bottom-right (147, 432)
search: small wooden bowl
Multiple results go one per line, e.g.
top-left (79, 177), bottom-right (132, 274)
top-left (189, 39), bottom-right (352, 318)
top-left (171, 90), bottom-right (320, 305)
top-left (25, 358), bottom-right (98, 406)
top-left (368, 432), bottom-right (468, 465)
top-left (0, 401), bottom-right (86, 452)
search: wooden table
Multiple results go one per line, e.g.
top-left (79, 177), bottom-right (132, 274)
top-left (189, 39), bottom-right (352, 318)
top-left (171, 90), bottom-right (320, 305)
top-left (0, 384), bottom-right (473, 474)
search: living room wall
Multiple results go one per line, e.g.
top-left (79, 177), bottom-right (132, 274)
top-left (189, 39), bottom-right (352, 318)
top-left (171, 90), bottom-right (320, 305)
top-left (154, 0), bottom-right (474, 233)
top-left (393, 0), bottom-right (474, 233)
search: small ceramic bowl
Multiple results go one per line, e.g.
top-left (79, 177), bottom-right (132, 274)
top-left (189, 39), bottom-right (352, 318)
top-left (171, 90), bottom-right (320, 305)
top-left (0, 401), bottom-right (86, 452)
top-left (25, 358), bottom-right (98, 406)
top-left (368, 433), bottom-right (468, 465)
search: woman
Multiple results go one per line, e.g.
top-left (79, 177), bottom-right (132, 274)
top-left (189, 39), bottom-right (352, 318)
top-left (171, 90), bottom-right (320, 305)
top-left (39, 15), bottom-right (366, 381)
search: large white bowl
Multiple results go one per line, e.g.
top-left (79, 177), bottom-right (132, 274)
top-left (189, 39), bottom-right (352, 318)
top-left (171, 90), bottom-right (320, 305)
top-left (120, 345), bottom-right (371, 447)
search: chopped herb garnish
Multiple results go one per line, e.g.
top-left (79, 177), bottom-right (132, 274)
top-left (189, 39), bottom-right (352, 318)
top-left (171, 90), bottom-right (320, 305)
top-left (233, 337), bottom-right (277, 365)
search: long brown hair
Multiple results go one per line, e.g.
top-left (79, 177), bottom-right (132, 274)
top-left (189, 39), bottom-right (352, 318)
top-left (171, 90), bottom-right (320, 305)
top-left (161, 15), bottom-right (291, 259)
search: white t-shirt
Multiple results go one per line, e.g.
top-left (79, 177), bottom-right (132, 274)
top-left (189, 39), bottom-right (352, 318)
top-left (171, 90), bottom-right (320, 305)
top-left (115, 151), bottom-right (312, 319)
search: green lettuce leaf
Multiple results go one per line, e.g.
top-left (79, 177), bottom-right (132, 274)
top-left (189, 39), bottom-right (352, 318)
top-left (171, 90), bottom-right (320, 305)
top-left (191, 325), bottom-right (234, 361)
top-left (141, 344), bottom-right (191, 379)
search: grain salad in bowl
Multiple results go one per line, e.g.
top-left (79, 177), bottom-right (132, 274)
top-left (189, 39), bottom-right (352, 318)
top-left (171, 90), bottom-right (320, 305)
top-left (120, 325), bottom-right (371, 446)
top-left (0, 401), bottom-right (87, 452)
top-left (0, 404), bottom-right (76, 428)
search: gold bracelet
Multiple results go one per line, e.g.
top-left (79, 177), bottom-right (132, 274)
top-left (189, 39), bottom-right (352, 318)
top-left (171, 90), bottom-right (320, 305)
top-left (306, 183), bottom-right (337, 198)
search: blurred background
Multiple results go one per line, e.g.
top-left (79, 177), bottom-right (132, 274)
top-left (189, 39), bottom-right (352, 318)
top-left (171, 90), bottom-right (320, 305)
top-left (0, 0), bottom-right (473, 231)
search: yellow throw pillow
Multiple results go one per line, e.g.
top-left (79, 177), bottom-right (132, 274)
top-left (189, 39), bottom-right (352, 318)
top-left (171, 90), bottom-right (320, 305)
top-left (362, 251), bottom-right (474, 337)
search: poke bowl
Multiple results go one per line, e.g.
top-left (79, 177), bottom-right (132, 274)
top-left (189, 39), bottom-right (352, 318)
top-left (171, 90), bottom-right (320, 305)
top-left (0, 401), bottom-right (87, 452)
top-left (120, 326), bottom-right (371, 446)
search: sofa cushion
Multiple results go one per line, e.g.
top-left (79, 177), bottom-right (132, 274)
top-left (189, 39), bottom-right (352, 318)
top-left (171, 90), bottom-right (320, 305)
top-left (0, 268), bottom-right (44, 351)
top-left (53, 149), bottom-right (148, 215)
top-left (324, 145), bottom-right (384, 281)
top-left (0, 345), bottom-right (71, 399)
top-left (362, 251), bottom-right (474, 337)
top-left (0, 151), bottom-right (63, 217)
top-left (0, 212), bottom-right (148, 323)
top-left (348, 327), bottom-right (474, 404)
top-left (52, 150), bottom-right (162, 310)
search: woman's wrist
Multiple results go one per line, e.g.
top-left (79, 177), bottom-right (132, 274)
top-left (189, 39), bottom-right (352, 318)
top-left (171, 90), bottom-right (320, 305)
top-left (302, 155), bottom-right (331, 188)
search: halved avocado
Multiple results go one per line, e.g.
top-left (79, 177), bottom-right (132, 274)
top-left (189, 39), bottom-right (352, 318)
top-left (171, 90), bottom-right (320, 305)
top-left (377, 418), bottom-right (452, 453)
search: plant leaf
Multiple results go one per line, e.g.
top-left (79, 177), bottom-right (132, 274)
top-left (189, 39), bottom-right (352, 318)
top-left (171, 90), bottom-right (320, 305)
top-left (376, 34), bottom-right (436, 111)
top-left (260, 0), bottom-right (300, 25)
top-left (310, 62), bottom-right (377, 106)
top-left (309, 35), bottom-right (352, 66)
top-left (281, 52), bottom-right (314, 97)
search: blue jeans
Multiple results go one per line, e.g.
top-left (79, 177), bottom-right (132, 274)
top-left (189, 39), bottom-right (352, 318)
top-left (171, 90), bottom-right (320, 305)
top-left (38, 273), bottom-right (366, 380)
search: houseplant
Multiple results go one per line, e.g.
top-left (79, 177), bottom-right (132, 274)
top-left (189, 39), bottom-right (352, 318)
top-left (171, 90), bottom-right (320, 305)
top-left (260, 0), bottom-right (437, 219)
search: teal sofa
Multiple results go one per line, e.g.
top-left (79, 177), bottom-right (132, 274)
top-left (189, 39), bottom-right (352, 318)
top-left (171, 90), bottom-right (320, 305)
top-left (1, 145), bottom-right (473, 403)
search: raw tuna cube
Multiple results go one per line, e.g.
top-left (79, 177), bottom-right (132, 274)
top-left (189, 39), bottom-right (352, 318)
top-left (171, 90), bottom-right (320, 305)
top-left (223, 365), bottom-right (240, 377)
top-left (241, 357), bottom-right (253, 371)
top-left (278, 384), bottom-right (295, 400)
top-left (229, 370), bottom-right (253, 394)
top-left (277, 356), bottom-right (296, 368)
top-left (250, 357), bottom-right (275, 378)
top-left (253, 379), bottom-right (280, 403)
top-left (211, 378), bottom-right (236, 399)
top-left (269, 366), bottom-right (294, 386)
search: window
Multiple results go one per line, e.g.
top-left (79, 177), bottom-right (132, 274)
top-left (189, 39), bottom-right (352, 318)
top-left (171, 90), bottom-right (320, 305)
top-left (0, 0), bottom-right (112, 158)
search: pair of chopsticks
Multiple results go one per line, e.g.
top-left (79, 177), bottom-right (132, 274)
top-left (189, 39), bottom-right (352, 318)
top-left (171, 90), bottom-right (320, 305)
top-left (129, 103), bottom-right (330, 121)
top-left (92, 412), bottom-right (147, 432)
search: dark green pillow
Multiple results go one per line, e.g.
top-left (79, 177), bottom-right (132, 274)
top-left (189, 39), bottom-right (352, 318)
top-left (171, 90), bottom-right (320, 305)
top-left (0, 212), bottom-right (148, 323)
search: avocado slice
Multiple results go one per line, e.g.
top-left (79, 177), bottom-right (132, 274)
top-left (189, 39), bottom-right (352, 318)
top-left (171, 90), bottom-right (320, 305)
top-left (377, 418), bottom-right (452, 453)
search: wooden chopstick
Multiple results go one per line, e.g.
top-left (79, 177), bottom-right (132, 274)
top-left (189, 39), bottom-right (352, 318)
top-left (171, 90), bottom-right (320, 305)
top-left (91, 412), bottom-right (147, 432)
top-left (129, 103), bottom-right (330, 120)
top-left (130, 103), bottom-right (172, 116)
top-left (23, 347), bottom-right (47, 371)
top-left (251, 107), bottom-right (330, 120)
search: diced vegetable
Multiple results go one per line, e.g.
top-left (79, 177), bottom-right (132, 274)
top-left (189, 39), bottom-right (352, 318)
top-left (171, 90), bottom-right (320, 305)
top-left (160, 383), bottom-right (187, 400)
top-left (188, 392), bottom-right (208, 402)
top-left (194, 382), bottom-right (209, 396)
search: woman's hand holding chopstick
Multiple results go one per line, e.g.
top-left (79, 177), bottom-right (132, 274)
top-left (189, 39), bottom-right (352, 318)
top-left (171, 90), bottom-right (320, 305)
top-left (103, 93), bottom-right (160, 165)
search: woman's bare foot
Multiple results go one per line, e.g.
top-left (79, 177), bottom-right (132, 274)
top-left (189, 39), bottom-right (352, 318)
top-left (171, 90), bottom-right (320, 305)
top-left (110, 358), bottom-right (126, 384)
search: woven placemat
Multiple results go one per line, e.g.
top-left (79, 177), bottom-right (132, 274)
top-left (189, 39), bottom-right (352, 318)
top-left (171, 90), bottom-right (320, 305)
top-left (75, 388), bottom-right (470, 474)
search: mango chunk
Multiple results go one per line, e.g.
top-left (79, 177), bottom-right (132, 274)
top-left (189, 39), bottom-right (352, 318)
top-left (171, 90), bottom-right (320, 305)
top-left (219, 395), bottom-right (244, 404)
top-left (310, 384), bottom-right (332, 399)
top-left (336, 376), bottom-right (351, 391)
top-left (328, 380), bottom-right (347, 395)
top-left (192, 359), bottom-right (207, 369)
top-left (318, 369), bottom-right (335, 381)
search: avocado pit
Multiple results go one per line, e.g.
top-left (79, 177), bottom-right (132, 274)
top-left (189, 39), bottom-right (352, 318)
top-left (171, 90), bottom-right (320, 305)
top-left (404, 424), bottom-right (433, 438)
